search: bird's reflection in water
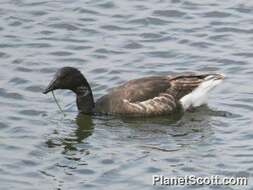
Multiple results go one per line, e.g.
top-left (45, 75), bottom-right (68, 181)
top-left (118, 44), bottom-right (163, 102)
top-left (120, 105), bottom-right (232, 126)
top-left (119, 109), bottom-right (184, 126)
top-left (74, 113), bottom-right (94, 143)
top-left (46, 105), bottom-right (232, 154)
top-left (46, 113), bottom-right (94, 155)
top-left (116, 105), bottom-right (232, 152)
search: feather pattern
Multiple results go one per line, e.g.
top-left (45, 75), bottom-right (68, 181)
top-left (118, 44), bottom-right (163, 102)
top-left (94, 73), bottom-right (224, 116)
top-left (122, 93), bottom-right (177, 116)
top-left (44, 67), bottom-right (224, 116)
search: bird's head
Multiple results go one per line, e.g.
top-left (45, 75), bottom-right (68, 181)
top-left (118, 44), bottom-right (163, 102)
top-left (43, 67), bottom-right (88, 94)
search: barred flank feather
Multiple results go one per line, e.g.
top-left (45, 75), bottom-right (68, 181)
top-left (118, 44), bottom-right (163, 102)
top-left (95, 73), bottom-right (224, 116)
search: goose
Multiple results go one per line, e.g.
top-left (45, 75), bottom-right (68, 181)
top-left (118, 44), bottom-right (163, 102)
top-left (43, 67), bottom-right (224, 117)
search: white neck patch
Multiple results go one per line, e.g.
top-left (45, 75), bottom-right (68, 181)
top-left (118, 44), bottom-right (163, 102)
top-left (78, 86), bottom-right (90, 96)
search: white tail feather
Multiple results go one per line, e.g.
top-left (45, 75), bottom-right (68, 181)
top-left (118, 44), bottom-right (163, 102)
top-left (180, 74), bottom-right (224, 111)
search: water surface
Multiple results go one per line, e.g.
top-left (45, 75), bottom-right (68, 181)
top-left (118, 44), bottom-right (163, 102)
top-left (0, 0), bottom-right (253, 189)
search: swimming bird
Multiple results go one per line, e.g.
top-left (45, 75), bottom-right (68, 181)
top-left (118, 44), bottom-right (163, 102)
top-left (43, 67), bottom-right (224, 117)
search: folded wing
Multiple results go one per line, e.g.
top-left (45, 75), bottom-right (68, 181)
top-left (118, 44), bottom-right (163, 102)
top-left (95, 73), bottom-right (224, 116)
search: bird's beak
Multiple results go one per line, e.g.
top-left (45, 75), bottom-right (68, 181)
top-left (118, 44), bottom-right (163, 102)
top-left (43, 78), bottom-right (58, 94)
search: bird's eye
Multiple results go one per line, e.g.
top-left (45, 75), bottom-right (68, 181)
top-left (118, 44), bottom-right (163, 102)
top-left (60, 74), bottom-right (68, 80)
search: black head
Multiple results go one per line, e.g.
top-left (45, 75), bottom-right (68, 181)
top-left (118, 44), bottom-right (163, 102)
top-left (43, 67), bottom-right (88, 94)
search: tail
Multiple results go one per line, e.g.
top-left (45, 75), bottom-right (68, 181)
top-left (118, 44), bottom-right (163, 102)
top-left (179, 73), bottom-right (224, 110)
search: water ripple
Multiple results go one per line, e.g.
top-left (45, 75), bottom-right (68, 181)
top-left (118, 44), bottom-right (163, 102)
top-left (0, 0), bottom-right (253, 190)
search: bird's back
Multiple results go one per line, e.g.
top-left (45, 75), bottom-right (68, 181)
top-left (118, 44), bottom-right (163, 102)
top-left (94, 73), bottom-right (224, 116)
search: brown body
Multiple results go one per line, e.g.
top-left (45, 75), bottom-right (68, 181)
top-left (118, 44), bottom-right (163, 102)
top-left (94, 73), bottom-right (212, 116)
top-left (43, 67), bottom-right (224, 117)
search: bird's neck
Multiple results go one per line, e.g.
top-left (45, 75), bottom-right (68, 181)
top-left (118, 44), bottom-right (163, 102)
top-left (74, 84), bottom-right (95, 114)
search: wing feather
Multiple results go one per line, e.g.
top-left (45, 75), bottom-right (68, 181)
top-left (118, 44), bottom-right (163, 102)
top-left (122, 93), bottom-right (177, 116)
top-left (95, 73), bottom-right (220, 116)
